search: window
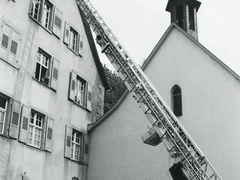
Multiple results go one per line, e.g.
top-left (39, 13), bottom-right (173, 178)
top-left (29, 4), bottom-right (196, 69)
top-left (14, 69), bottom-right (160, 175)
top-left (34, 48), bottom-right (60, 90)
top-left (71, 130), bottom-right (82, 161)
top-left (28, 111), bottom-right (44, 148)
top-left (0, 23), bottom-right (20, 65)
top-left (0, 93), bottom-right (21, 138)
top-left (69, 71), bottom-right (92, 111)
top-left (70, 28), bottom-right (78, 52)
top-left (64, 22), bottom-right (84, 56)
top-left (0, 96), bottom-right (8, 134)
top-left (19, 106), bottom-right (54, 151)
top-left (29, 0), bottom-right (63, 37)
top-left (35, 50), bottom-right (50, 84)
top-left (189, 6), bottom-right (195, 30)
top-left (30, 0), bottom-right (53, 30)
top-left (65, 125), bottom-right (89, 164)
top-left (172, 85), bottom-right (182, 116)
top-left (176, 5), bottom-right (184, 29)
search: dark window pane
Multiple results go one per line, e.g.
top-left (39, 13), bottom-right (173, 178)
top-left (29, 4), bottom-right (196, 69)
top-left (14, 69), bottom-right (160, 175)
top-left (172, 86), bottom-right (182, 116)
top-left (1, 34), bottom-right (9, 49)
top-left (12, 112), bottom-right (19, 126)
top-left (0, 96), bottom-right (7, 109)
top-left (47, 127), bottom-right (52, 140)
top-left (10, 40), bottom-right (18, 54)
top-left (55, 16), bottom-right (62, 28)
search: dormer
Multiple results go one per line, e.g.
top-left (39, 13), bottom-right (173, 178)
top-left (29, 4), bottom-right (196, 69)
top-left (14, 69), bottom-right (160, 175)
top-left (166, 0), bottom-right (201, 40)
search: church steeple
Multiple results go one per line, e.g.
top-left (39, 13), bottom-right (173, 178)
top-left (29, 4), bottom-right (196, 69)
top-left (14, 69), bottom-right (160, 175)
top-left (166, 0), bottom-right (201, 40)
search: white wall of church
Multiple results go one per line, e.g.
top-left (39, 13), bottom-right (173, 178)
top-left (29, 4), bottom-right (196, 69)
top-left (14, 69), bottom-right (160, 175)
top-left (88, 27), bottom-right (240, 180)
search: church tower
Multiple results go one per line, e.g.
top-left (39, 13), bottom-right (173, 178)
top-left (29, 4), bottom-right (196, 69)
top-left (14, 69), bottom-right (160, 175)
top-left (166, 0), bottom-right (201, 40)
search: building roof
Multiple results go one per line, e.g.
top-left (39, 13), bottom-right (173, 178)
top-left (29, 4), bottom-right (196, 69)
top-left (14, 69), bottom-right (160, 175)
top-left (78, 6), bottom-right (110, 90)
top-left (88, 23), bottom-right (240, 132)
top-left (166, 0), bottom-right (201, 12)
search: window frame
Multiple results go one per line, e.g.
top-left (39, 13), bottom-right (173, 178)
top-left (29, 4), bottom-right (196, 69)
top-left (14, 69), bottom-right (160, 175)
top-left (34, 49), bottom-right (51, 85)
top-left (19, 106), bottom-right (54, 152)
top-left (64, 125), bottom-right (89, 164)
top-left (33, 48), bottom-right (60, 90)
top-left (69, 71), bottom-right (92, 111)
top-left (29, 0), bottom-right (63, 38)
top-left (28, 110), bottom-right (45, 148)
top-left (29, 0), bottom-right (53, 31)
top-left (71, 129), bottom-right (82, 161)
top-left (171, 85), bottom-right (183, 117)
top-left (0, 95), bottom-right (8, 135)
top-left (0, 93), bottom-right (21, 139)
top-left (64, 22), bottom-right (84, 56)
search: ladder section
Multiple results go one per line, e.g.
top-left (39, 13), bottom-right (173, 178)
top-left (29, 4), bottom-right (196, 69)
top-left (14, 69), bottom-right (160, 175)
top-left (76, 1), bottom-right (222, 180)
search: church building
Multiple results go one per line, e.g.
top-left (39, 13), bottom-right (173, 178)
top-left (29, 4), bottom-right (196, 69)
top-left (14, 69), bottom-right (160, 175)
top-left (87, 0), bottom-right (240, 179)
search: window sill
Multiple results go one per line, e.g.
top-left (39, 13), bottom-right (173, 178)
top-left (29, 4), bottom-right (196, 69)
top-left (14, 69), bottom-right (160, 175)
top-left (32, 77), bottom-right (56, 92)
top-left (19, 141), bottom-right (51, 153)
top-left (67, 46), bottom-right (81, 57)
top-left (69, 98), bottom-right (88, 110)
top-left (0, 133), bottom-right (11, 139)
top-left (64, 157), bottom-right (86, 164)
top-left (0, 57), bottom-right (20, 70)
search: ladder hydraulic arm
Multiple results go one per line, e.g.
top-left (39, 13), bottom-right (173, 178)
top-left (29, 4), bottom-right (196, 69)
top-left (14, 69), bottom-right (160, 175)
top-left (76, 1), bottom-right (222, 179)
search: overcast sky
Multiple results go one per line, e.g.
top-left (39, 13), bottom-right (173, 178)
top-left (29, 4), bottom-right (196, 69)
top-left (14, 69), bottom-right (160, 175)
top-left (89, 0), bottom-right (240, 74)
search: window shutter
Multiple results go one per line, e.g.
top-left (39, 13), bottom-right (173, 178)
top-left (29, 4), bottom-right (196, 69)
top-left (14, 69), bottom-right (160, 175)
top-left (9, 99), bottom-right (21, 139)
top-left (45, 117), bottom-right (54, 152)
top-left (82, 134), bottom-right (89, 164)
top-left (10, 30), bottom-right (19, 55)
top-left (8, 30), bottom-right (19, 65)
top-left (19, 105), bottom-right (30, 143)
top-left (97, 84), bottom-right (104, 116)
top-left (69, 71), bottom-right (77, 101)
top-left (87, 84), bottom-right (92, 111)
top-left (64, 125), bottom-right (72, 158)
top-left (78, 34), bottom-right (84, 56)
top-left (51, 57), bottom-right (60, 90)
top-left (63, 21), bottom-right (70, 45)
top-left (0, 24), bottom-right (11, 59)
top-left (52, 7), bottom-right (63, 38)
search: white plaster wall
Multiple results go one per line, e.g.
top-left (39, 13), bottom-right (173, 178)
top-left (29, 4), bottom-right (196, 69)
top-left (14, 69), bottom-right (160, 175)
top-left (0, 0), bottom-right (104, 179)
top-left (88, 27), bottom-right (240, 180)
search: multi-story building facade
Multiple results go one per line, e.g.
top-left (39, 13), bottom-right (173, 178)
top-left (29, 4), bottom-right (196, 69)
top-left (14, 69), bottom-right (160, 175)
top-left (0, 0), bottom-right (108, 180)
top-left (87, 0), bottom-right (240, 180)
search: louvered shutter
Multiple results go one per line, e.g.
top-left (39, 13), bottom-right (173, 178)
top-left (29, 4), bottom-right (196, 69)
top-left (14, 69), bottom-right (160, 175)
top-left (0, 24), bottom-right (11, 59)
top-left (10, 30), bottom-right (18, 55)
top-left (64, 125), bottom-right (72, 158)
top-left (45, 117), bottom-right (54, 152)
top-left (69, 71), bottom-right (77, 101)
top-left (86, 84), bottom-right (92, 111)
top-left (52, 7), bottom-right (63, 38)
top-left (19, 105), bottom-right (30, 143)
top-left (8, 30), bottom-right (19, 64)
top-left (97, 84), bottom-right (104, 116)
top-left (9, 99), bottom-right (21, 139)
top-left (51, 57), bottom-right (60, 90)
top-left (63, 22), bottom-right (70, 45)
top-left (82, 134), bottom-right (89, 164)
top-left (78, 34), bottom-right (84, 56)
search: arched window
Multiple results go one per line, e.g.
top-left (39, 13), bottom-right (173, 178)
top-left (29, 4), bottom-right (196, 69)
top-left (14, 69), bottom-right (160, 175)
top-left (171, 85), bottom-right (182, 116)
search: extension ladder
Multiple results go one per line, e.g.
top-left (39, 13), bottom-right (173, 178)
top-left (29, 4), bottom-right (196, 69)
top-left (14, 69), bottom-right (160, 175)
top-left (76, 0), bottom-right (222, 179)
